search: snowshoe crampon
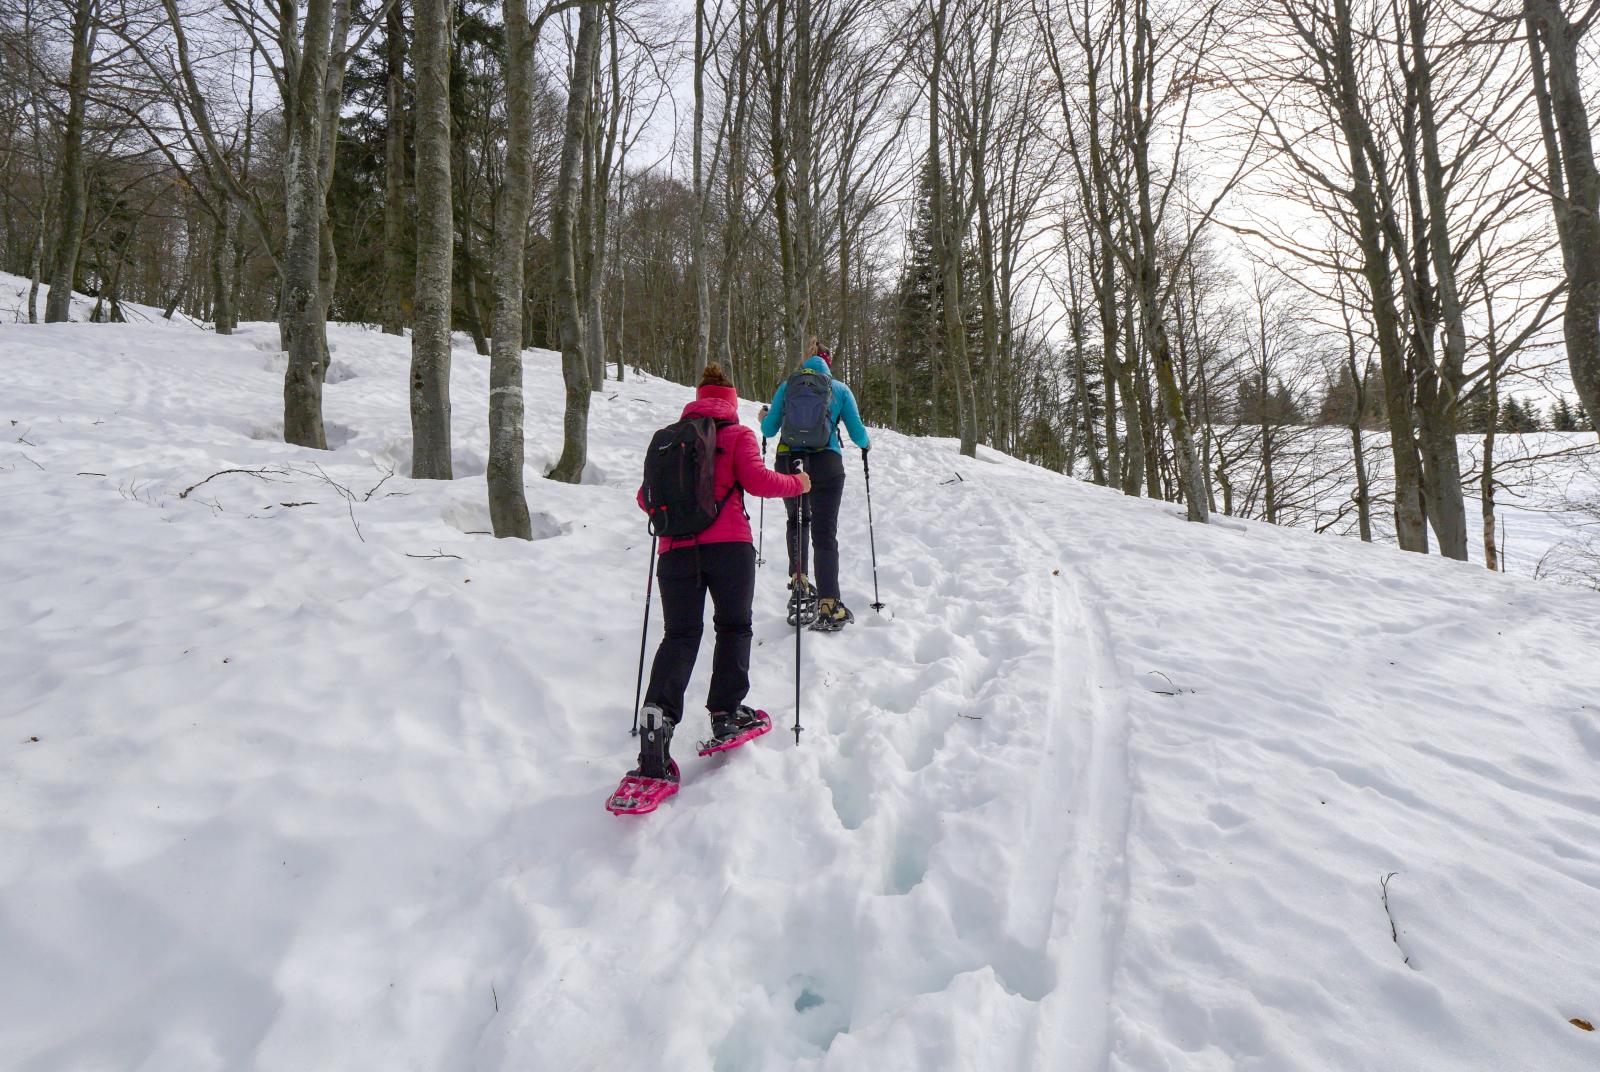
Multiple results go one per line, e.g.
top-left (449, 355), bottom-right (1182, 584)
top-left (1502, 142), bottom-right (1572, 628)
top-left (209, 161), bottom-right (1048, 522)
top-left (810, 601), bottom-right (854, 633)
top-left (787, 577), bottom-right (819, 627)
top-left (698, 708), bottom-right (772, 756)
top-left (606, 760), bottom-right (680, 816)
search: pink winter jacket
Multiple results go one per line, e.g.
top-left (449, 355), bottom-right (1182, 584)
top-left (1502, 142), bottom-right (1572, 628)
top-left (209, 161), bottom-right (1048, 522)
top-left (638, 385), bottom-right (807, 552)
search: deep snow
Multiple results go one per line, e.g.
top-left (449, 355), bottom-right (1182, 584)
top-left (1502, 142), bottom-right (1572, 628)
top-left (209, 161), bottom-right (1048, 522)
top-left (3, 292), bottom-right (1599, 1070)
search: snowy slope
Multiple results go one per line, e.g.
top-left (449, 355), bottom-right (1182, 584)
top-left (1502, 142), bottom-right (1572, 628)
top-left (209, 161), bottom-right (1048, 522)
top-left (3, 311), bottom-right (1599, 1071)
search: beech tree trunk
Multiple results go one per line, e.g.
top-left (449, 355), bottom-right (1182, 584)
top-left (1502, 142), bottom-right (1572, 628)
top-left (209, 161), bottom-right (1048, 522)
top-left (410, 0), bottom-right (454, 479)
top-left (548, 2), bottom-right (602, 484)
top-left (1407, 0), bottom-right (1468, 559)
top-left (927, 0), bottom-right (978, 459)
top-left (1328, 0), bottom-right (1427, 551)
top-left (1525, 0), bottom-right (1600, 428)
top-left (210, 203), bottom-right (234, 334)
top-left (382, 0), bottom-right (409, 335)
top-left (282, 0), bottom-right (338, 449)
top-left (487, 0), bottom-right (540, 539)
top-left (45, 0), bottom-right (94, 324)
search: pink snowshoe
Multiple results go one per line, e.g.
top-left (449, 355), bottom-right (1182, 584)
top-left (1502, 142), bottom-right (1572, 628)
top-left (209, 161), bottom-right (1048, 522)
top-left (606, 760), bottom-right (680, 816)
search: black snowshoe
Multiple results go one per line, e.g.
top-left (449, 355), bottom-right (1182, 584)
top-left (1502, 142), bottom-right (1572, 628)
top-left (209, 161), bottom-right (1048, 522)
top-left (787, 574), bottom-right (819, 627)
top-left (810, 598), bottom-right (855, 633)
top-left (697, 706), bottom-right (773, 756)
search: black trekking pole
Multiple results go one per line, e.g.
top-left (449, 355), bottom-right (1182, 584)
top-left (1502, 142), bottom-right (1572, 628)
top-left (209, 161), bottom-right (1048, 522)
top-left (794, 457), bottom-right (810, 745)
top-left (757, 438), bottom-right (767, 567)
top-left (863, 450), bottom-right (885, 612)
top-left (630, 537), bottom-right (659, 737)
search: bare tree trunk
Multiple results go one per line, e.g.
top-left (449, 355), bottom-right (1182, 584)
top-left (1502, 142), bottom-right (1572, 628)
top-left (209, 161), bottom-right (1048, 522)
top-left (1071, 298), bottom-right (1106, 484)
top-left (548, 1), bottom-right (602, 484)
top-left (318, 0), bottom-right (354, 331)
top-left (210, 202), bottom-right (234, 334)
top-left (928, 0), bottom-right (977, 458)
top-left (1145, 302), bottom-right (1207, 521)
top-left (691, 0), bottom-right (711, 372)
top-left (27, 184), bottom-right (51, 323)
top-left (45, 0), bottom-right (94, 323)
top-left (1481, 349), bottom-right (1500, 572)
top-left (487, 0), bottom-right (540, 539)
top-left (410, 0), bottom-right (454, 478)
top-left (717, 0), bottom-right (753, 379)
top-left (585, 9), bottom-right (622, 393)
top-left (459, 214), bottom-right (490, 356)
top-left (1524, 0), bottom-right (1600, 428)
top-left (1341, 307), bottom-right (1374, 541)
top-left (1329, 0), bottom-right (1427, 550)
top-left (1116, 296), bottom-right (1144, 495)
top-left (382, 0), bottom-right (409, 335)
top-left (282, 0), bottom-right (338, 449)
top-left (1407, 0), bottom-right (1468, 559)
top-left (790, 0), bottom-right (815, 368)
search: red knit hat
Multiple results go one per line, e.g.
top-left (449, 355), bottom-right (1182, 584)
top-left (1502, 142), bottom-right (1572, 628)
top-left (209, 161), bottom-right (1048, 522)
top-left (816, 347), bottom-right (832, 366)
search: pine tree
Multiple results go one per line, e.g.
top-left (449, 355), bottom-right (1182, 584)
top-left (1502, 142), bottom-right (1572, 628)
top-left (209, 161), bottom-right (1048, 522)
top-left (1460, 389), bottom-right (1494, 434)
top-left (1499, 395), bottom-right (1543, 433)
top-left (890, 153), bottom-right (984, 438)
top-left (892, 160), bottom-right (942, 434)
top-left (1552, 395), bottom-right (1578, 431)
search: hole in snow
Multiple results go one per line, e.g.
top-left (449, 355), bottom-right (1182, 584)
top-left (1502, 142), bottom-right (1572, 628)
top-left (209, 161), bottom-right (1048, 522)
top-left (794, 988), bottom-right (824, 1013)
top-left (324, 422), bottom-right (356, 449)
top-left (442, 500), bottom-right (563, 541)
top-left (325, 360), bottom-right (358, 384)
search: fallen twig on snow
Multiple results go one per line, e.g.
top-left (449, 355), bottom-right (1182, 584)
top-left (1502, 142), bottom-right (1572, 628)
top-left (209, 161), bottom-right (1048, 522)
top-left (19, 452), bottom-right (44, 470)
top-left (406, 548), bottom-right (463, 561)
top-left (361, 465), bottom-right (395, 501)
top-left (1380, 872), bottom-right (1415, 969)
top-left (1143, 669), bottom-right (1192, 696)
top-left (179, 466), bottom-right (286, 499)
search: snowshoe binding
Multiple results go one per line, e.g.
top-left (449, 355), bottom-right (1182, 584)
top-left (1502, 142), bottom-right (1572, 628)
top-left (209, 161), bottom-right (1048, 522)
top-left (810, 598), bottom-right (855, 633)
top-left (607, 704), bottom-right (680, 815)
top-left (787, 574), bottom-right (819, 627)
top-left (697, 706), bottom-right (772, 756)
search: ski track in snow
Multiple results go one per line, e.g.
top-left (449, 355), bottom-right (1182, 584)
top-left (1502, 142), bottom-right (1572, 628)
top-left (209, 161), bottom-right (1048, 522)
top-left (3, 290), bottom-right (1600, 1071)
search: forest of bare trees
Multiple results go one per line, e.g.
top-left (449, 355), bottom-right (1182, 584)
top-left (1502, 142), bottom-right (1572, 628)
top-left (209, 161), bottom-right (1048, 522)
top-left (3, 0), bottom-right (1598, 557)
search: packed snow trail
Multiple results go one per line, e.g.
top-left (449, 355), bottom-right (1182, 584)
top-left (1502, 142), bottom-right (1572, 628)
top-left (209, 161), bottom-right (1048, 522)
top-left (3, 301), bottom-right (1599, 1070)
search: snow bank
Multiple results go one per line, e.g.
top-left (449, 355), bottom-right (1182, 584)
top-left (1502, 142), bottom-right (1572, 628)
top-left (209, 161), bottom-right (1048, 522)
top-left (2, 311), bottom-right (1597, 1070)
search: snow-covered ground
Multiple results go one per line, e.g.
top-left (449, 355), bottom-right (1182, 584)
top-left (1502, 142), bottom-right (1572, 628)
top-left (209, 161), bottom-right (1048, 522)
top-left (4, 288), bottom-right (1599, 1070)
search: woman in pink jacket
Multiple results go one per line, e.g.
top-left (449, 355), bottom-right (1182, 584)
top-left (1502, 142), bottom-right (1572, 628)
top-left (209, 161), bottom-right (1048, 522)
top-left (626, 363), bottom-right (810, 798)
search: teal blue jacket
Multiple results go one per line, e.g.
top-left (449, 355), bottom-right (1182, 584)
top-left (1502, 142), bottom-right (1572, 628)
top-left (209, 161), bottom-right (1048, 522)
top-left (760, 356), bottom-right (871, 454)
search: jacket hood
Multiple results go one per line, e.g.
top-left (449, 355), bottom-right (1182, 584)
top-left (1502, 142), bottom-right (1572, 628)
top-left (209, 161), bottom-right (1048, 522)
top-left (683, 385), bottom-right (740, 421)
top-left (801, 356), bottom-right (833, 377)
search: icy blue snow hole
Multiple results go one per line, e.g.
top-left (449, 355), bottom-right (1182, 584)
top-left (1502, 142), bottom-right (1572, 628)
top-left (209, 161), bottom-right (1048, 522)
top-left (794, 988), bottom-right (825, 1013)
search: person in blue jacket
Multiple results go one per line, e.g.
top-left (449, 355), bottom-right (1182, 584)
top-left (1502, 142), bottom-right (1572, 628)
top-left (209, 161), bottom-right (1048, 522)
top-left (759, 342), bottom-right (871, 630)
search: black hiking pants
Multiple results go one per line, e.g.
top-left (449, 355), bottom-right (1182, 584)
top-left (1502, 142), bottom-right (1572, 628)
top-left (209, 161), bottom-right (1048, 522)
top-left (644, 542), bottom-right (757, 727)
top-left (778, 450), bottom-right (846, 601)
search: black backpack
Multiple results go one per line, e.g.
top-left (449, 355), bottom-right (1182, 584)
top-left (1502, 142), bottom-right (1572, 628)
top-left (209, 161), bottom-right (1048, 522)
top-left (641, 417), bottom-right (737, 537)
top-left (779, 368), bottom-right (835, 452)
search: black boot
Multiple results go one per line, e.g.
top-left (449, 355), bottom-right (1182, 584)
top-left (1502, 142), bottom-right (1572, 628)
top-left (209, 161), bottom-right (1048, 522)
top-left (698, 705), bottom-right (773, 755)
top-left (709, 705), bottom-right (766, 742)
top-left (635, 703), bottom-right (679, 782)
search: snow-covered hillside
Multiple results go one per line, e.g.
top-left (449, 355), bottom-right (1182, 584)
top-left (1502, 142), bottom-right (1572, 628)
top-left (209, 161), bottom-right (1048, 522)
top-left (3, 307), bottom-right (1598, 1071)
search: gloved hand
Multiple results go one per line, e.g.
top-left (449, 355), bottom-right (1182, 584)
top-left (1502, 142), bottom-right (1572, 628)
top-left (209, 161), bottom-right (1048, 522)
top-left (759, 405), bottom-right (770, 422)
